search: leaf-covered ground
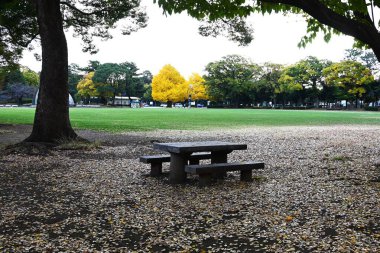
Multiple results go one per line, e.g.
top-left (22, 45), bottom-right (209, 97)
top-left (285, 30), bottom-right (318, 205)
top-left (0, 124), bottom-right (379, 252)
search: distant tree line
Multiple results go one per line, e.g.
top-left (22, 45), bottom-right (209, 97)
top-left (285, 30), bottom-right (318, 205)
top-left (148, 49), bottom-right (379, 109)
top-left (74, 61), bottom-right (152, 105)
top-left (201, 50), bottom-right (379, 109)
top-left (2, 48), bottom-right (379, 110)
top-left (0, 60), bottom-right (153, 106)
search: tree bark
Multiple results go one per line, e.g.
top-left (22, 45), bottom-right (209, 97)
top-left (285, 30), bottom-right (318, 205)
top-left (25, 0), bottom-right (77, 143)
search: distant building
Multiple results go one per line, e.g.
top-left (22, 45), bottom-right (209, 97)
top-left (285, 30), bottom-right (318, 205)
top-left (111, 96), bottom-right (140, 106)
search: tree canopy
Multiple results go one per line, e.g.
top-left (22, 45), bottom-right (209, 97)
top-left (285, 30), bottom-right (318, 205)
top-left (204, 55), bottom-right (260, 106)
top-left (77, 72), bottom-right (97, 100)
top-left (323, 60), bottom-right (374, 103)
top-left (155, 0), bottom-right (380, 61)
top-left (0, 0), bottom-right (148, 67)
top-left (152, 64), bottom-right (187, 106)
top-left (187, 73), bottom-right (208, 101)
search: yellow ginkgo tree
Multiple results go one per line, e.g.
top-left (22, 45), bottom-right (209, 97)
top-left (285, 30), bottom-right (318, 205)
top-left (187, 73), bottom-right (208, 101)
top-left (152, 64), bottom-right (187, 107)
top-left (77, 72), bottom-right (98, 102)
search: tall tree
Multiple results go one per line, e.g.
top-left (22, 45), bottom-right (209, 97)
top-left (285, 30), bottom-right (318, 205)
top-left (93, 63), bottom-right (125, 104)
top-left (68, 63), bottom-right (82, 100)
top-left (323, 60), bottom-right (374, 108)
top-left (204, 55), bottom-right (259, 106)
top-left (79, 61), bottom-right (101, 73)
top-left (141, 70), bottom-right (153, 102)
top-left (344, 48), bottom-right (380, 76)
top-left (187, 73), bottom-right (208, 101)
top-left (119, 62), bottom-right (142, 99)
top-left (152, 64), bottom-right (187, 107)
top-left (155, 1), bottom-right (380, 62)
top-left (279, 56), bottom-right (331, 106)
top-left (76, 72), bottom-right (97, 103)
top-left (1, 0), bottom-right (147, 142)
top-left (141, 70), bottom-right (153, 86)
top-left (255, 62), bottom-right (283, 106)
top-left (21, 67), bottom-right (39, 87)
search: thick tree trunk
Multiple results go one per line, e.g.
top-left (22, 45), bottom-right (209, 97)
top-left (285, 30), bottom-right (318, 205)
top-left (25, 0), bottom-right (77, 143)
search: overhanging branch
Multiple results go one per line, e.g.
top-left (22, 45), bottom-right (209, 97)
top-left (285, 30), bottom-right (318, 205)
top-left (259, 0), bottom-right (380, 47)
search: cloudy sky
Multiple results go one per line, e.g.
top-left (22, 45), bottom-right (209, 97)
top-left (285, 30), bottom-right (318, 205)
top-left (20, 0), bottom-right (355, 78)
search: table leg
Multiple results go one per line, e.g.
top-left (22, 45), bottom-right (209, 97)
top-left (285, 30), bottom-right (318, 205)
top-left (211, 151), bottom-right (228, 179)
top-left (150, 162), bottom-right (162, 177)
top-left (169, 153), bottom-right (188, 184)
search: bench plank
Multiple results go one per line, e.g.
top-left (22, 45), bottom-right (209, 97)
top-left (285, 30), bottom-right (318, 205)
top-left (185, 161), bottom-right (264, 186)
top-left (185, 161), bottom-right (264, 174)
top-left (139, 155), bottom-right (171, 163)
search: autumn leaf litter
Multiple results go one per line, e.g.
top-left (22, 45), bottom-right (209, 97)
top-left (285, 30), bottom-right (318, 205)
top-left (0, 125), bottom-right (380, 252)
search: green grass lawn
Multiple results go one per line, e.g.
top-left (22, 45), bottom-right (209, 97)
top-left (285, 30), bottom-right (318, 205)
top-left (0, 107), bottom-right (379, 132)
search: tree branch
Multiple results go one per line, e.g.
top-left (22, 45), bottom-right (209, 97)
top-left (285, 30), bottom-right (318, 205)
top-left (60, 1), bottom-right (105, 16)
top-left (259, 0), bottom-right (380, 47)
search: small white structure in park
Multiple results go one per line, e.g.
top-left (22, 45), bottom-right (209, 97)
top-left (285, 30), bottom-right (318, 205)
top-left (112, 96), bottom-right (140, 106)
top-left (33, 90), bottom-right (75, 106)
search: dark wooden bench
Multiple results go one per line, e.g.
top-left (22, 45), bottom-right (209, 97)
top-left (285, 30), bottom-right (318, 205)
top-left (140, 153), bottom-right (212, 176)
top-left (185, 161), bottom-right (264, 186)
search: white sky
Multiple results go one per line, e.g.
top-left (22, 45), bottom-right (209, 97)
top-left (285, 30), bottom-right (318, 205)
top-left (20, 0), bottom-right (355, 78)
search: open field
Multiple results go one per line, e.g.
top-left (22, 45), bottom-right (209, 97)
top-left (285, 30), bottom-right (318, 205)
top-left (0, 107), bottom-right (380, 131)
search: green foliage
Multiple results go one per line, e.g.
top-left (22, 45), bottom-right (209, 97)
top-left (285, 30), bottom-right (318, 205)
top-left (143, 83), bottom-right (152, 101)
top-left (4, 69), bottom-right (25, 85)
top-left (323, 61), bottom-right (374, 101)
top-left (1, 0), bottom-right (148, 66)
top-left (79, 61), bottom-right (101, 73)
top-left (155, 0), bottom-right (380, 61)
top-left (344, 48), bottom-right (380, 75)
top-left (198, 17), bottom-right (254, 46)
top-left (21, 67), bottom-right (39, 86)
top-left (93, 63), bottom-right (127, 100)
top-left (202, 55), bottom-right (378, 107)
top-left (92, 62), bottom-right (145, 101)
top-left (204, 55), bottom-right (261, 106)
top-left (253, 62), bottom-right (283, 104)
top-left (0, 0), bottom-right (38, 68)
top-left (364, 106), bottom-right (379, 111)
top-left (68, 63), bottom-right (82, 96)
top-left (278, 56), bottom-right (332, 105)
top-left (0, 65), bottom-right (39, 90)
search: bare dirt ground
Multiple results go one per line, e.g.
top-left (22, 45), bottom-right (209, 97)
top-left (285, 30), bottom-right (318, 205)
top-left (0, 124), bottom-right (380, 252)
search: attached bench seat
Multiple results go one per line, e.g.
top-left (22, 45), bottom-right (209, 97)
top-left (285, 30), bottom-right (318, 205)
top-left (140, 152), bottom-right (212, 176)
top-left (185, 161), bottom-right (264, 186)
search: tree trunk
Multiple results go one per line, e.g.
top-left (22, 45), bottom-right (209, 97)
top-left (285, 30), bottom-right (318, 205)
top-left (18, 96), bottom-right (23, 106)
top-left (25, 0), bottom-right (77, 143)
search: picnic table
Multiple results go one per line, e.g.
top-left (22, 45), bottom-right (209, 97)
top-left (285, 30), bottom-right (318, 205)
top-left (153, 141), bottom-right (248, 184)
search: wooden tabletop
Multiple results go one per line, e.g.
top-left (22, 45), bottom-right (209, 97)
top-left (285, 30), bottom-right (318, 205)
top-left (153, 141), bottom-right (247, 154)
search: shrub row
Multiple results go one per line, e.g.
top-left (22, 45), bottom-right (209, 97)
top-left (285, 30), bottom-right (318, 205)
top-left (364, 106), bottom-right (379, 111)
